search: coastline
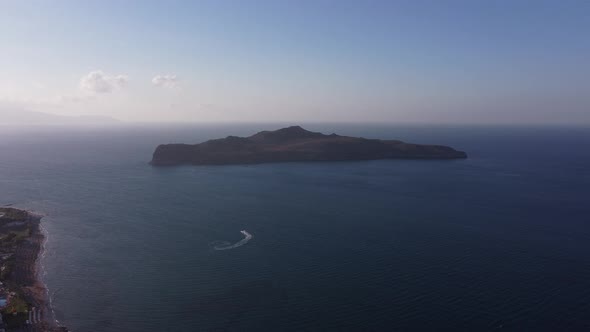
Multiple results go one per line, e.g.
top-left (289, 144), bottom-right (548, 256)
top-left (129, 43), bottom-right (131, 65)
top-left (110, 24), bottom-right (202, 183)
top-left (0, 208), bottom-right (68, 332)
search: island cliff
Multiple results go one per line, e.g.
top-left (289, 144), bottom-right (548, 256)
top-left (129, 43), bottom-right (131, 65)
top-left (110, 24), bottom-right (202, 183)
top-left (150, 126), bottom-right (467, 166)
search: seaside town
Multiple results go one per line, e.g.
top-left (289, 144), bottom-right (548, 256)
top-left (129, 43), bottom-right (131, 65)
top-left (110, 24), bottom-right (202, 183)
top-left (0, 207), bottom-right (67, 332)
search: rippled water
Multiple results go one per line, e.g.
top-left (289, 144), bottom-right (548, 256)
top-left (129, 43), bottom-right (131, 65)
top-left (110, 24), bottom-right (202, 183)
top-left (1, 124), bottom-right (589, 331)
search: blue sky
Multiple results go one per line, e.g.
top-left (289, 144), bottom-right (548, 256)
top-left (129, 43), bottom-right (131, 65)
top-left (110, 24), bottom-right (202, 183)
top-left (0, 0), bottom-right (588, 123)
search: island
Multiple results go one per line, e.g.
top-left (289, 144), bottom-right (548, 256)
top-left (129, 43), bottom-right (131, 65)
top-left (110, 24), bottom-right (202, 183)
top-left (150, 126), bottom-right (467, 166)
top-left (0, 207), bottom-right (68, 332)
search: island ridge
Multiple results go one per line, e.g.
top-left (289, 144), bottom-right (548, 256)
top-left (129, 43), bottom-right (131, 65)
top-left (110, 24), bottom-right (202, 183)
top-left (150, 126), bottom-right (467, 166)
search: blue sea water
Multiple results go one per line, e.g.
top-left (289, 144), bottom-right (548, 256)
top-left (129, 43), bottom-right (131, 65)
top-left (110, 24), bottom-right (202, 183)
top-left (0, 124), bottom-right (589, 331)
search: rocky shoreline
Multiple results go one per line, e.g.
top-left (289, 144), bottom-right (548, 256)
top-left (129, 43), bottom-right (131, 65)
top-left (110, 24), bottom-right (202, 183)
top-left (0, 207), bottom-right (68, 332)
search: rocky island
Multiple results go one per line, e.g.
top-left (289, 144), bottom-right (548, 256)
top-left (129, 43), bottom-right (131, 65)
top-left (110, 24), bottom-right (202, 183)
top-left (0, 207), bottom-right (68, 332)
top-left (151, 126), bottom-right (467, 166)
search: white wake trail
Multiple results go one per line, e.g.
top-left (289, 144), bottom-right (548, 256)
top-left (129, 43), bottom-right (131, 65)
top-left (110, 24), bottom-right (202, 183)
top-left (213, 230), bottom-right (253, 250)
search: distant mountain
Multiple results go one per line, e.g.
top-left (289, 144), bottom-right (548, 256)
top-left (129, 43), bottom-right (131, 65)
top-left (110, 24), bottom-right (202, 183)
top-left (151, 126), bottom-right (467, 166)
top-left (0, 108), bottom-right (119, 125)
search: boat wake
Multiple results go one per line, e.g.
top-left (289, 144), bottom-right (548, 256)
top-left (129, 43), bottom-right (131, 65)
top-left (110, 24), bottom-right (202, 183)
top-left (212, 230), bottom-right (253, 250)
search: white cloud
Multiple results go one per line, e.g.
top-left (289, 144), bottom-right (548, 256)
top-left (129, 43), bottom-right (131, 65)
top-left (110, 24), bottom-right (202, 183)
top-left (80, 70), bottom-right (128, 94)
top-left (152, 74), bottom-right (178, 88)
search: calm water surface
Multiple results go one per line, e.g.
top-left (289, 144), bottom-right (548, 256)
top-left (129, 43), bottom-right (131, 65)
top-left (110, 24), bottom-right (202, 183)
top-left (0, 124), bottom-right (589, 331)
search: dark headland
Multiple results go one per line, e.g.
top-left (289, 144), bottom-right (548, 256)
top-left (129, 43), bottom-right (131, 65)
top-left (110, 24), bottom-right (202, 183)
top-left (151, 126), bottom-right (467, 166)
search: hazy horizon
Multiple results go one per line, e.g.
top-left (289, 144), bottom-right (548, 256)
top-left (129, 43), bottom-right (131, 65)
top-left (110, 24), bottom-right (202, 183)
top-left (1, 0), bottom-right (589, 125)
top-left (2, 107), bottom-right (590, 127)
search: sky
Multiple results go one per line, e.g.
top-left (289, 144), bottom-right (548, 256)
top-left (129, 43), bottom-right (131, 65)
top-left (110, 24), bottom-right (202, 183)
top-left (0, 0), bottom-right (589, 124)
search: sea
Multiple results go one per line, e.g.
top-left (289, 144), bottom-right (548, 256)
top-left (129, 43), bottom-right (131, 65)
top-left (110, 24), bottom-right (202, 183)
top-left (0, 124), bottom-right (589, 331)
